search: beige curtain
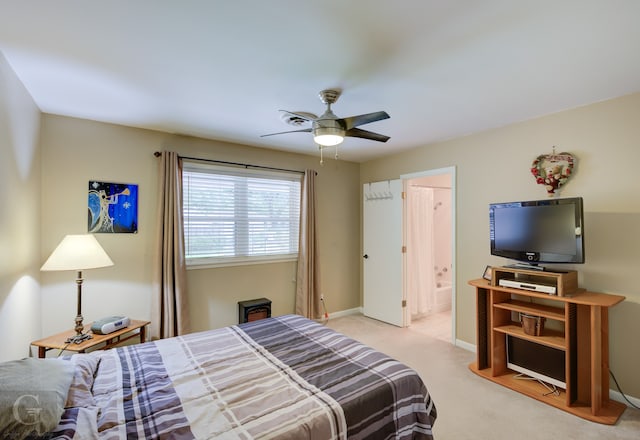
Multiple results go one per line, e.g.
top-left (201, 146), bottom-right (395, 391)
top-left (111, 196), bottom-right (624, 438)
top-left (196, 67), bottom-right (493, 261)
top-left (295, 169), bottom-right (322, 319)
top-left (151, 151), bottom-right (190, 339)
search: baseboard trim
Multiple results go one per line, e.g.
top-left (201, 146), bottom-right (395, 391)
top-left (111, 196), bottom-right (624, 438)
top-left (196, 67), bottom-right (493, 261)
top-left (328, 307), bottom-right (363, 319)
top-left (312, 307), bottom-right (363, 324)
top-left (455, 339), bottom-right (476, 353)
top-left (610, 389), bottom-right (640, 409)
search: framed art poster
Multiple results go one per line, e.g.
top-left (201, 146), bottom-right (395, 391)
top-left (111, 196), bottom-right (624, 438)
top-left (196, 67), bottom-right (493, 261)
top-left (88, 181), bottom-right (138, 233)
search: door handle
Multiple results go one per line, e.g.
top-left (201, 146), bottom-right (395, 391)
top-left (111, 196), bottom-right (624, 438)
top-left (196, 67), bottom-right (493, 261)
top-left (363, 254), bottom-right (369, 259)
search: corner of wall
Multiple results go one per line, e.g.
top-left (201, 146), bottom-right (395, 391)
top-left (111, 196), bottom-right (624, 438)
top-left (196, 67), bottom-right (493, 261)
top-left (0, 50), bottom-right (43, 361)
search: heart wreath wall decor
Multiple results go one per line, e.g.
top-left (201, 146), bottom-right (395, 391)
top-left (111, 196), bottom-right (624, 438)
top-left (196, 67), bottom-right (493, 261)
top-left (530, 147), bottom-right (576, 196)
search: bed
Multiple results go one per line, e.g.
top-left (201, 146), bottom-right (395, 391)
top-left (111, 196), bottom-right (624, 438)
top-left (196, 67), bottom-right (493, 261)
top-left (3, 314), bottom-right (436, 439)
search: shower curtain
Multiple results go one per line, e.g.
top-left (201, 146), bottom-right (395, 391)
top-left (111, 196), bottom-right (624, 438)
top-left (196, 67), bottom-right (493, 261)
top-left (407, 186), bottom-right (435, 316)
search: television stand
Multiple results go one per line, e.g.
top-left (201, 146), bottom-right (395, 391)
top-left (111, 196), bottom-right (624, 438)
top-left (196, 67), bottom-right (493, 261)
top-left (468, 275), bottom-right (626, 424)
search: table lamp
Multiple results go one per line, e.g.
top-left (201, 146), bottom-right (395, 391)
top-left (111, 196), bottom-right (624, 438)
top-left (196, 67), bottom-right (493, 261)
top-left (41, 234), bottom-right (114, 343)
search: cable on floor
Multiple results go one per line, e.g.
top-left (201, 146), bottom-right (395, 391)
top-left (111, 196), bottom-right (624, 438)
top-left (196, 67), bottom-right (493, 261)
top-left (610, 370), bottom-right (640, 410)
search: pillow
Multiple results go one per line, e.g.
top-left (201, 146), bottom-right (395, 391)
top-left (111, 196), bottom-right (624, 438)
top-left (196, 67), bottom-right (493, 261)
top-left (65, 354), bottom-right (100, 409)
top-left (0, 358), bottom-right (74, 440)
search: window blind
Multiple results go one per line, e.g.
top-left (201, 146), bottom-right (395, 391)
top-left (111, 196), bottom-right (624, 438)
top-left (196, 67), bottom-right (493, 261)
top-left (183, 162), bottom-right (301, 267)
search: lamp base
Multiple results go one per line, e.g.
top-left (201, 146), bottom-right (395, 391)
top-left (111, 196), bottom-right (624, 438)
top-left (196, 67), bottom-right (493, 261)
top-left (65, 332), bottom-right (93, 344)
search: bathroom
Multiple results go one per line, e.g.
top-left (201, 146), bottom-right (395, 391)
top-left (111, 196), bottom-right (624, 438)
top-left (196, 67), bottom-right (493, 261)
top-left (406, 173), bottom-right (453, 335)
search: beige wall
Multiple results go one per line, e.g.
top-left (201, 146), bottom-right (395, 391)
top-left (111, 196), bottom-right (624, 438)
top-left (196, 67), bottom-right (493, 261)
top-left (361, 92), bottom-right (640, 398)
top-left (38, 115), bottom-right (361, 336)
top-left (39, 117), bottom-right (162, 336)
top-left (0, 52), bottom-right (42, 361)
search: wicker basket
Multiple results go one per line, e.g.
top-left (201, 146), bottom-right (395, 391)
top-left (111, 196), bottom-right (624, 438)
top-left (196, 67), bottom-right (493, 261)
top-left (520, 313), bottom-right (546, 336)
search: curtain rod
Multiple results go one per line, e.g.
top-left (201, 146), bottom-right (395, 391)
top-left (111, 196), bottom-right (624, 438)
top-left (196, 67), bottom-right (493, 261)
top-left (153, 151), bottom-right (305, 175)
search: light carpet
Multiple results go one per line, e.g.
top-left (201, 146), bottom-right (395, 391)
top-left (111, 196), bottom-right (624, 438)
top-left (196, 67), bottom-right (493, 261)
top-left (326, 313), bottom-right (640, 440)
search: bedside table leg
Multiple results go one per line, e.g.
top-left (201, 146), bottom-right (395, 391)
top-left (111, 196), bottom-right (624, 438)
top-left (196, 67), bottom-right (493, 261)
top-left (140, 325), bottom-right (147, 343)
top-left (38, 347), bottom-right (46, 358)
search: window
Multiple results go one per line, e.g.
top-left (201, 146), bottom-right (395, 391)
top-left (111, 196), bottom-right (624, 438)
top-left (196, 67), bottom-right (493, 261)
top-left (183, 161), bottom-right (301, 268)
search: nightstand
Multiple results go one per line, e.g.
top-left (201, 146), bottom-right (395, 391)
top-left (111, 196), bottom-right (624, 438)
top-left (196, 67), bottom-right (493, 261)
top-left (31, 319), bottom-right (150, 358)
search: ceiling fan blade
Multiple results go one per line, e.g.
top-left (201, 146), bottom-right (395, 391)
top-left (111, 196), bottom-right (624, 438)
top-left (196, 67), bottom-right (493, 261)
top-left (279, 110), bottom-right (317, 122)
top-left (345, 127), bottom-right (390, 143)
top-left (260, 128), bottom-right (312, 138)
top-left (341, 111), bottom-right (390, 130)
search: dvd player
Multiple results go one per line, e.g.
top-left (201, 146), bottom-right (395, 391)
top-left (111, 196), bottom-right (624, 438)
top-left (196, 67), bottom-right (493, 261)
top-left (498, 278), bottom-right (557, 294)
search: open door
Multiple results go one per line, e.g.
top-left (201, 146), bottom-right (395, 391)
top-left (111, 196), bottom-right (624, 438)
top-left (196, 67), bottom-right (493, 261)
top-left (363, 179), bottom-right (404, 327)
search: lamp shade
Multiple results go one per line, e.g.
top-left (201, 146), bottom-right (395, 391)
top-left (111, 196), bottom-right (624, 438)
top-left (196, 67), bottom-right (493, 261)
top-left (41, 234), bottom-right (114, 271)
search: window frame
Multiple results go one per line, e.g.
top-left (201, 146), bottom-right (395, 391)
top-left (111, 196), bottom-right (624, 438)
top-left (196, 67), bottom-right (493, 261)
top-left (182, 160), bottom-right (302, 269)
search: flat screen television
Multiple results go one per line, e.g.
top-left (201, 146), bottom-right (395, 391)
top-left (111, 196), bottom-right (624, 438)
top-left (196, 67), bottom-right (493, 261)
top-left (489, 197), bottom-right (584, 265)
top-left (506, 335), bottom-right (566, 389)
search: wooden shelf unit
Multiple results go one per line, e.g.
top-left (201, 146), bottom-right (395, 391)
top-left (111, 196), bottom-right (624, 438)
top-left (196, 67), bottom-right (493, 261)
top-left (468, 272), bottom-right (626, 425)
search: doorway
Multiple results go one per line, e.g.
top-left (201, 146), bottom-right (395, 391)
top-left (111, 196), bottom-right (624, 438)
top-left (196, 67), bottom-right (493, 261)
top-left (402, 168), bottom-right (455, 343)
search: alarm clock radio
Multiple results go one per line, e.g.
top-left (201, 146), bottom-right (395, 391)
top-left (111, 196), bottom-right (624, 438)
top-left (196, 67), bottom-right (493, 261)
top-left (91, 316), bottom-right (130, 335)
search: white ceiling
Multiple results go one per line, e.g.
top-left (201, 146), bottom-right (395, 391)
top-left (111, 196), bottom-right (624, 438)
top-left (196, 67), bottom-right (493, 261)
top-left (1, 1), bottom-right (640, 162)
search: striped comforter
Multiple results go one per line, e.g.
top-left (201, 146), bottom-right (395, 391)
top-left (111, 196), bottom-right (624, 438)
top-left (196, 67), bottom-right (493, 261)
top-left (54, 314), bottom-right (437, 439)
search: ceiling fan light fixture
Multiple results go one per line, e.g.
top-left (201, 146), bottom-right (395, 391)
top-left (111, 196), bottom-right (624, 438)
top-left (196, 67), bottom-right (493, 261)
top-left (261, 88), bottom-right (390, 153)
top-left (313, 127), bottom-right (345, 146)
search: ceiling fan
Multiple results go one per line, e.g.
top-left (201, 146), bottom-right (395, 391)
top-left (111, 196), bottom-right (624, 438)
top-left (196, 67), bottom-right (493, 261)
top-left (261, 89), bottom-right (390, 148)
